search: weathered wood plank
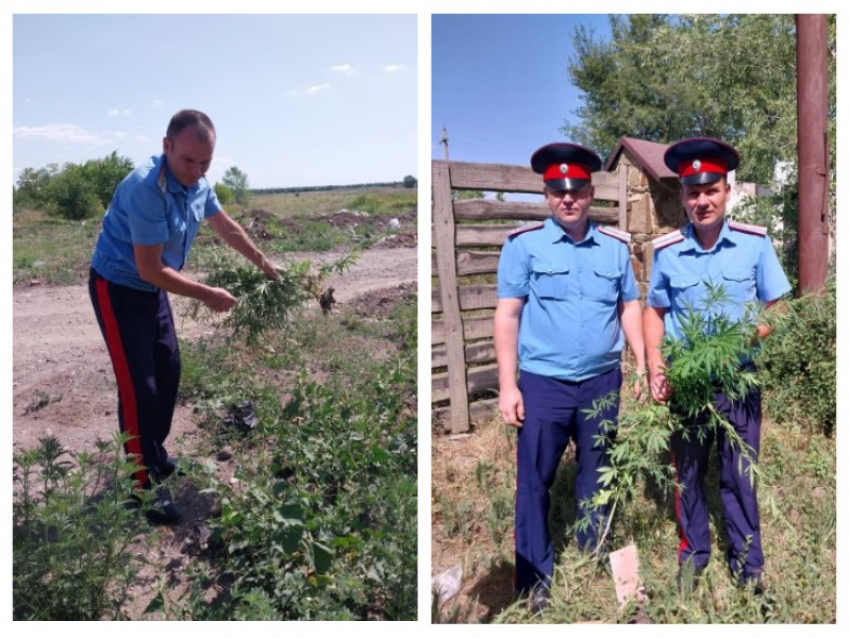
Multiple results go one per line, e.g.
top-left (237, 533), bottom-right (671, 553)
top-left (454, 199), bottom-right (550, 221)
top-left (432, 161), bottom-right (470, 433)
top-left (456, 250), bottom-right (501, 276)
top-left (431, 250), bottom-right (501, 277)
top-left (432, 364), bottom-right (499, 403)
top-left (455, 198), bottom-right (620, 222)
top-left (447, 160), bottom-right (620, 200)
top-left (449, 210), bottom-right (620, 248)
top-left (432, 284), bottom-right (498, 313)
top-left (618, 163), bottom-right (628, 232)
top-left (432, 315), bottom-right (494, 345)
top-left (432, 398), bottom-right (499, 432)
top-left (432, 340), bottom-right (496, 369)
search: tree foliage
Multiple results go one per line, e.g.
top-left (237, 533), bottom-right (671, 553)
top-left (13, 152), bottom-right (134, 219)
top-left (402, 175), bottom-right (417, 189)
top-left (222, 165), bottom-right (251, 205)
top-left (214, 182), bottom-right (234, 205)
top-left (564, 14), bottom-right (836, 185)
top-left (79, 151), bottom-right (134, 209)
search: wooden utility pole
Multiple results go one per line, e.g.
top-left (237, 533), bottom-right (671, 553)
top-left (796, 14), bottom-right (830, 294)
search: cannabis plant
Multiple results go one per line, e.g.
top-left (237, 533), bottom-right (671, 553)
top-left (188, 252), bottom-right (356, 347)
top-left (579, 283), bottom-right (770, 549)
top-left (13, 434), bottom-right (152, 620)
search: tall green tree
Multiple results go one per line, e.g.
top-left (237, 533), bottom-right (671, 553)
top-left (222, 165), bottom-right (250, 205)
top-left (13, 165), bottom-right (58, 210)
top-left (564, 14), bottom-right (836, 185)
top-left (79, 151), bottom-right (134, 209)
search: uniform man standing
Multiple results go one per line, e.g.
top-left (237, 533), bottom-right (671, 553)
top-left (644, 137), bottom-right (791, 590)
top-left (89, 109), bottom-right (279, 524)
top-left (494, 143), bottom-right (646, 610)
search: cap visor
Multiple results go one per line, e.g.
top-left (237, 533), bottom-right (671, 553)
top-left (680, 172), bottom-right (725, 186)
top-left (544, 178), bottom-right (591, 191)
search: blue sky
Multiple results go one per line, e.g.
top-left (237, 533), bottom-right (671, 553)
top-left (12, 14), bottom-right (417, 189)
top-left (432, 14), bottom-right (613, 167)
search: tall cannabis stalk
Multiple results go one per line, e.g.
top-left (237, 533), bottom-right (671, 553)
top-left (578, 283), bottom-right (769, 552)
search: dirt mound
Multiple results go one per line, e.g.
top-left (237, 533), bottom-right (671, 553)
top-left (371, 233), bottom-right (418, 249)
top-left (349, 282), bottom-right (416, 318)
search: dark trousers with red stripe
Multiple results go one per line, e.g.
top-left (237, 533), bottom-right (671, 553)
top-left (89, 268), bottom-right (181, 489)
top-left (514, 366), bottom-right (621, 592)
top-left (672, 382), bottom-right (763, 580)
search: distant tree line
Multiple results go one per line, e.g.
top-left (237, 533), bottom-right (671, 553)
top-left (252, 175), bottom-right (416, 196)
top-left (14, 153), bottom-right (417, 219)
top-left (13, 151), bottom-right (134, 220)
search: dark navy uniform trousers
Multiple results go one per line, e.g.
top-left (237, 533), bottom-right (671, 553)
top-left (89, 269), bottom-right (181, 489)
top-left (672, 382), bottom-right (763, 580)
top-left (515, 366), bottom-right (621, 592)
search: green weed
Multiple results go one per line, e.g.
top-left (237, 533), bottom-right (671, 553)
top-left (13, 435), bottom-right (154, 620)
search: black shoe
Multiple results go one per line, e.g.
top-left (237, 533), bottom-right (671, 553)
top-left (677, 562), bottom-right (706, 595)
top-left (529, 584), bottom-right (551, 614)
top-left (143, 486), bottom-right (182, 525)
top-left (156, 457), bottom-right (185, 480)
top-left (737, 574), bottom-right (765, 596)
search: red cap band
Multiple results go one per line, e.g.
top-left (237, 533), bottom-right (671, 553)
top-left (678, 157), bottom-right (728, 180)
top-left (542, 162), bottom-right (592, 183)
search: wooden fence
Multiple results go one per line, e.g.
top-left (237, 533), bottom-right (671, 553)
top-left (431, 160), bottom-right (627, 433)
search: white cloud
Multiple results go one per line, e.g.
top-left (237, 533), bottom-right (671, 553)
top-left (135, 134), bottom-right (147, 141)
top-left (114, 131), bottom-right (126, 139)
top-left (306, 83), bottom-right (331, 95)
top-left (383, 65), bottom-right (405, 72)
top-left (151, 100), bottom-right (164, 109)
top-left (330, 64), bottom-right (353, 75)
top-left (288, 89), bottom-right (299, 95)
top-left (12, 123), bottom-right (114, 145)
top-left (107, 109), bottom-right (132, 117)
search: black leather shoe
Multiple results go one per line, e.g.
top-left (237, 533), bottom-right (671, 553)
top-left (737, 574), bottom-right (765, 596)
top-left (156, 457), bottom-right (185, 480)
top-left (529, 584), bottom-right (550, 614)
top-left (144, 486), bottom-right (182, 525)
top-left (677, 562), bottom-right (706, 595)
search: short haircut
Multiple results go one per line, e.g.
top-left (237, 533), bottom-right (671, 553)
top-left (166, 109), bottom-right (215, 142)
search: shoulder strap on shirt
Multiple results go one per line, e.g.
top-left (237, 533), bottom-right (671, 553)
top-left (728, 220), bottom-right (768, 236)
top-left (598, 225), bottom-right (631, 244)
top-left (652, 229), bottom-right (685, 250)
top-left (507, 222), bottom-right (545, 238)
top-left (157, 162), bottom-right (168, 194)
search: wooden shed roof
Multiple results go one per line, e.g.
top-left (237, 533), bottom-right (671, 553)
top-left (604, 137), bottom-right (677, 182)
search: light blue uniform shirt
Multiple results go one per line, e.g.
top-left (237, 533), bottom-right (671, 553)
top-left (497, 218), bottom-right (638, 382)
top-left (647, 220), bottom-right (791, 343)
top-left (91, 154), bottom-right (222, 291)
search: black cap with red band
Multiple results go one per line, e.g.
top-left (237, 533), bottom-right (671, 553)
top-left (663, 137), bottom-right (740, 185)
top-left (530, 142), bottom-right (602, 190)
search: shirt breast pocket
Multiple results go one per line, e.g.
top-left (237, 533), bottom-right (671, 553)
top-left (531, 265), bottom-right (570, 299)
top-left (191, 201), bottom-right (205, 222)
top-left (670, 275), bottom-right (701, 306)
top-left (587, 267), bottom-right (620, 302)
top-left (721, 268), bottom-right (756, 302)
top-left (166, 208), bottom-right (187, 235)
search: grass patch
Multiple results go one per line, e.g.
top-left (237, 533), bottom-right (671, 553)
top-left (13, 209), bottom-right (97, 285)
